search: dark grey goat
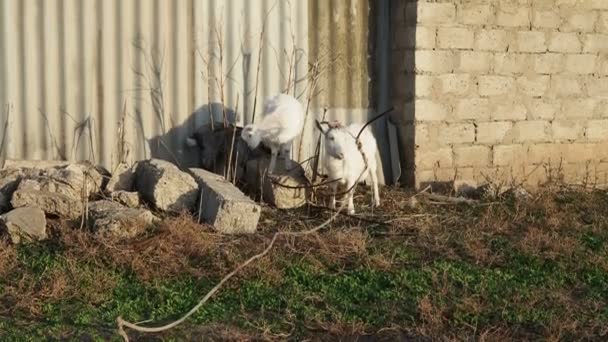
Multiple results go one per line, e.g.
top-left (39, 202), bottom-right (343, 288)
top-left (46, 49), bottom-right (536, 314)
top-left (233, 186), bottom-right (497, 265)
top-left (186, 124), bottom-right (270, 182)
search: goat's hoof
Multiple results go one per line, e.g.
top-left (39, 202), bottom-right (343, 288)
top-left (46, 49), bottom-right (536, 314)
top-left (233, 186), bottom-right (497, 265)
top-left (348, 209), bottom-right (356, 215)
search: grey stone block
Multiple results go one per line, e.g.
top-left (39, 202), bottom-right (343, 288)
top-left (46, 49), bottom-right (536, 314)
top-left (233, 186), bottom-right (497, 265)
top-left (189, 168), bottom-right (260, 234)
top-left (135, 159), bottom-right (199, 213)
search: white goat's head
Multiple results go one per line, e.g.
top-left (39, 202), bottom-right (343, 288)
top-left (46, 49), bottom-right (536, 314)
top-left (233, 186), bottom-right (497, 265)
top-left (315, 120), bottom-right (350, 160)
top-left (241, 124), bottom-right (262, 150)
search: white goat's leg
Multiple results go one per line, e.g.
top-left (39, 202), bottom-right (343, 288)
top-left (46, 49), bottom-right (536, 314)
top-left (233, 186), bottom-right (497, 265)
top-left (371, 168), bottom-right (380, 207)
top-left (329, 181), bottom-right (337, 209)
top-left (346, 179), bottom-right (356, 215)
top-left (281, 143), bottom-right (292, 169)
top-left (268, 146), bottom-right (278, 174)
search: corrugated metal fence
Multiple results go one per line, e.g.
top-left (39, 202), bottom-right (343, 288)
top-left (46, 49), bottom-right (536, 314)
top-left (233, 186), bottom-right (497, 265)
top-left (0, 0), bottom-right (398, 183)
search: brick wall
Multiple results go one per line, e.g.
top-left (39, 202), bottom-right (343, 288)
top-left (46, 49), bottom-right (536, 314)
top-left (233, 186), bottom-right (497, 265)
top-left (392, 0), bottom-right (608, 190)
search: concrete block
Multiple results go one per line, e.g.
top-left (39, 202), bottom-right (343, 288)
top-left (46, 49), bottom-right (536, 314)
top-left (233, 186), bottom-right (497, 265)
top-left (415, 75), bottom-right (436, 98)
top-left (415, 123), bottom-right (431, 145)
top-left (478, 76), bottom-right (515, 96)
top-left (552, 121), bottom-right (584, 141)
top-left (437, 28), bottom-right (474, 49)
top-left (517, 75), bottom-right (550, 97)
top-left (458, 4), bottom-right (495, 25)
top-left (586, 119), bottom-right (608, 141)
top-left (493, 145), bottom-right (526, 166)
top-left (492, 103), bottom-right (528, 121)
top-left (415, 147), bottom-right (453, 169)
top-left (549, 32), bottom-right (582, 53)
top-left (534, 53), bottom-right (564, 74)
top-left (532, 10), bottom-right (562, 29)
top-left (564, 144), bottom-right (595, 163)
top-left (415, 100), bottom-right (448, 121)
top-left (494, 53), bottom-right (529, 75)
top-left (513, 120), bottom-right (551, 142)
top-left (598, 56), bottom-right (608, 76)
top-left (455, 98), bottom-right (490, 120)
top-left (416, 26), bottom-right (437, 49)
top-left (561, 99), bottom-right (598, 118)
top-left (412, 2), bottom-right (456, 24)
top-left (190, 168), bottom-right (261, 234)
top-left (457, 51), bottom-right (492, 73)
top-left (529, 99), bottom-right (558, 120)
top-left (551, 76), bottom-right (582, 97)
top-left (590, 0), bottom-right (608, 9)
top-left (439, 74), bottom-right (471, 95)
top-left (415, 50), bottom-right (454, 74)
top-left (477, 122), bottom-right (513, 144)
top-left (454, 146), bottom-right (491, 167)
top-left (565, 54), bottom-right (597, 74)
top-left (395, 27), bottom-right (436, 49)
top-left (598, 100), bottom-right (608, 118)
top-left (588, 78), bottom-right (608, 97)
top-left (528, 144), bottom-right (564, 164)
top-left (475, 30), bottom-right (509, 51)
top-left (562, 11), bottom-right (597, 32)
top-left (391, 0), bottom-right (406, 25)
top-left (496, 5), bottom-right (531, 27)
top-left (439, 123), bottom-right (476, 144)
top-left (599, 11), bottom-right (608, 32)
top-left (516, 31), bottom-right (547, 52)
top-left (583, 34), bottom-right (608, 53)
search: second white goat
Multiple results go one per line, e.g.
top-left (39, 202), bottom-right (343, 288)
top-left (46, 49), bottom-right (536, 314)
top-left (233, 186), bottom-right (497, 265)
top-left (241, 93), bottom-right (304, 174)
top-left (315, 120), bottom-right (380, 214)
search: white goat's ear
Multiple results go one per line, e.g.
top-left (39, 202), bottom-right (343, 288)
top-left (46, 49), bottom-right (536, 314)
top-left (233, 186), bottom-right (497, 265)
top-left (185, 137), bottom-right (198, 148)
top-left (315, 120), bottom-right (327, 134)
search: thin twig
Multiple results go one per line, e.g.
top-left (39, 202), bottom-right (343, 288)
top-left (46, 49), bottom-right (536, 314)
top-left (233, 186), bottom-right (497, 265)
top-left (311, 107), bottom-right (328, 185)
top-left (197, 188), bottom-right (204, 224)
top-left (0, 104), bottom-right (12, 169)
top-left (226, 93), bottom-right (240, 181)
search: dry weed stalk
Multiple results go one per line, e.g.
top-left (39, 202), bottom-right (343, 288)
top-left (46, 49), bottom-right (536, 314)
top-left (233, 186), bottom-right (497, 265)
top-left (116, 100), bottom-right (130, 165)
top-left (225, 93), bottom-right (240, 181)
top-left (38, 108), bottom-right (67, 160)
top-left (0, 104), bottom-right (12, 169)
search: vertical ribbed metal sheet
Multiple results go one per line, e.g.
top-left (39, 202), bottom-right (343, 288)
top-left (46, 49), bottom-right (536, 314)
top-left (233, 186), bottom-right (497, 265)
top-left (0, 0), bottom-right (394, 183)
top-left (0, 0), bottom-right (308, 171)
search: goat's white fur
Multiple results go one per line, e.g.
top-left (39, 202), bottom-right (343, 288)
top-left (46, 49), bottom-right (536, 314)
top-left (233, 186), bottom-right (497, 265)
top-left (241, 93), bottom-right (304, 173)
top-left (316, 121), bottom-right (380, 214)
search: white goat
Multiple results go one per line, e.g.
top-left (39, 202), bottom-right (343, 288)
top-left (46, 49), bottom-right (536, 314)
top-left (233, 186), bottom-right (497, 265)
top-left (315, 120), bottom-right (380, 214)
top-left (241, 93), bottom-right (304, 174)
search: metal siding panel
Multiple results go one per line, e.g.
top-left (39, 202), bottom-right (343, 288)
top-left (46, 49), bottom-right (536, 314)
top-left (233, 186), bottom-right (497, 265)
top-left (0, 0), bottom-right (392, 185)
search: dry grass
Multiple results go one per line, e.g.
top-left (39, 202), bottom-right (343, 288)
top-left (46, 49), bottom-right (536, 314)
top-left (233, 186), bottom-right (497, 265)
top-left (1, 184), bottom-right (607, 340)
